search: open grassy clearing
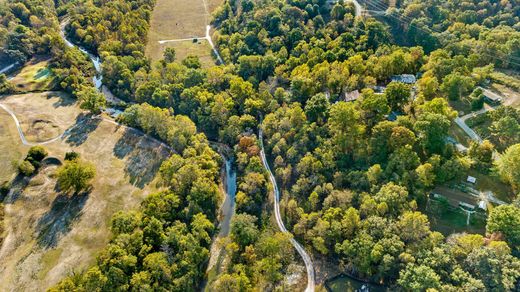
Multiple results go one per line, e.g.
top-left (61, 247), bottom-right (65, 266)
top-left (467, 169), bottom-right (514, 202)
top-left (9, 57), bottom-right (56, 92)
top-left (425, 199), bottom-right (486, 236)
top-left (2, 92), bottom-right (78, 143)
top-left (0, 92), bottom-right (170, 291)
top-left (162, 40), bottom-right (215, 67)
top-left (146, 0), bottom-right (207, 61)
top-left (146, 0), bottom-right (222, 64)
top-left (0, 110), bottom-right (27, 183)
top-left (490, 83), bottom-right (520, 109)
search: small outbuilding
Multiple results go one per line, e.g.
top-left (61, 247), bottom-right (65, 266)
top-left (467, 176), bottom-right (477, 184)
top-left (344, 90), bottom-right (360, 102)
top-left (481, 88), bottom-right (502, 105)
top-left (391, 74), bottom-right (416, 84)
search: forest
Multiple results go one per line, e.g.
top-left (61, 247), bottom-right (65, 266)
top-left (0, 0), bottom-right (519, 291)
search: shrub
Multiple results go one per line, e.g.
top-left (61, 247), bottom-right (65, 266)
top-left (65, 151), bottom-right (80, 161)
top-left (18, 160), bottom-right (35, 176)
top-left (27, 146), bottom-right (48, 162)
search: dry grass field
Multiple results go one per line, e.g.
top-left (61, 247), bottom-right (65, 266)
top-left (166, 40), bottom-right (215, 67)
top-left (0, 92), bottom-right (171, 291)
top-left (146, 0), bottom-right (222, 65)
top-left (0, 110), bottom-right (27, 183)
top-left (2, 92), bottom-right (78, 142)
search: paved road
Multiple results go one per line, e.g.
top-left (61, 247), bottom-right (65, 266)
top-left (205, 25), bottom-right (224, 65)
top-left (0, 63), bottom-right (16, 75)
top-left (454, 117), bottom-right (482, 143)
top-left (328, 0), bottom-right (362, 16)
top-left (259, 128), bottom-right (315, 292)
top-left (455, 104), bottom-right (497, 144)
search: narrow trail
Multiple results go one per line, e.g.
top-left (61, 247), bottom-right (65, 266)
top-left (0, 101), bottom-right (173, 151)
top-left (0, 103), bottom-right (63, 146)
top-left (259, 128), bottom-right (315, 292)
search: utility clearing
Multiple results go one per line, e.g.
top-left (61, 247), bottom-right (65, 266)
top-left (146, 0), bottom-right (222, 65)
top-left (0, 92), bottom-right (170, 291)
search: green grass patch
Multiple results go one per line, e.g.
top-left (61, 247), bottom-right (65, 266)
top-left (426, 198), bottom-right (486, 236)
top-left (10, 59), bottom-right (56, 92)
top-left (326, 275), bottom-right (386, 292)
top-left (449, 123), bottom-right (472, 147)
top-left (38, 248), bottom-right (63, 279)
top-left (467, 170), bottom-right (514, 203)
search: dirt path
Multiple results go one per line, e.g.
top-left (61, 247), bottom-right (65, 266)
top-left (0, 98), bottom-right (173, 152)
top-left (0, 103), bottom-right (64, 146)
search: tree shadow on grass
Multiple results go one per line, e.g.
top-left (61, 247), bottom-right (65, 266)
top-left (63, 114), bottom-right (100, 147)
top-left (36, 190), bottom-right (90, 248)
top-left (113, 128), bottom-right (168, 189)
top-left (48, 91), bottom-right (76, 108)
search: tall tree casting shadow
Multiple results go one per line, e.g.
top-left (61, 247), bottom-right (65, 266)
top-left (62, 114), bottom-right (101, 147)
top-left (113, 128), bottom-right (169, 188)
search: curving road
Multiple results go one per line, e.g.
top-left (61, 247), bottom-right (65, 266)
top-left (0, 103), bottom-right (64, 146)
top-left (259, 128), bottom-right (315, 292)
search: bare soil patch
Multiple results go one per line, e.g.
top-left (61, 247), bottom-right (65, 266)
top-left (0, 92), bottom-right (170, 291)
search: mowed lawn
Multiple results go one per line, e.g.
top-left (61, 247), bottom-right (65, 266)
top-left (146, 0), bottom-right (222, 65)
top-left (0, 91), bottom-right (171, 290)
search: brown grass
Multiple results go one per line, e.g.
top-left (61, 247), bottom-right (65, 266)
top-left (0, 110), bottom-right (27, 183)
top-left (162, 40), bottom-right (215, 67)
top-left (0, 92), bottom-right (170, 291)
top-left (146, 0), bottom-right (223, 64)
top-left (2, 92), bottom-right (79, 143)
top-left (490, 83), bottom-right (520, 109)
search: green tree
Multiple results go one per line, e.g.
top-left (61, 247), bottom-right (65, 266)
top-left (230, 213), bottom-right (260, 248)
top-left (487, 205), bottom-right (520, 251)
top-left (414, 113), bottom-right (450, 154)
top-left (398, 264), bottom-right (441, 291)
top-left (495, 144), bottom-right (520, 191)
top-left (0, 74), bottom-right (13, 94)
top-left (441, 72), bottom-right (475, 100)
top-left (163, 47), bottom-right (176, 63)
top-left (385, 82), bottom-right (411, 111)
top-left (328, 102), bottom-right (364, 154)
top-left (398, 211), bottom-right (430, 242)
top-left (468, 140), bottom-right (494, 171)
top-left (417, 75), bottom-right (439, 100)
top-left (57, 159), bottom-right (96, 194)
top-left (18, 160), bottom-right (35, 176)
top-left (304, 93), bottom-right (330, 124)
top-left (77, 86), bottom-right (106, 114)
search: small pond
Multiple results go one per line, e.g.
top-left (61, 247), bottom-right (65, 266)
top-left (326, 275), bottom-right (387, 292)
